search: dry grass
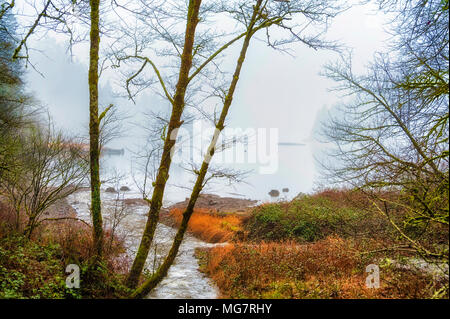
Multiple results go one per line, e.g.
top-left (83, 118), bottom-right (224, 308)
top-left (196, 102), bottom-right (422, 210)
top-left (37, 220), bottom-right (130, 274)
top-left (169, 208), bottom-right (243, 243)
top-left (0, 199), bottom-right (130, 298)
top-left (0, 196), bottom-right (129, 273)
top-left (199, 236), bottom-right (445, 299)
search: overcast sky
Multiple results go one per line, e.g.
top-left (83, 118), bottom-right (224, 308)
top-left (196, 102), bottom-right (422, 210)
top-left (24, 2), bottom-right (390, 202)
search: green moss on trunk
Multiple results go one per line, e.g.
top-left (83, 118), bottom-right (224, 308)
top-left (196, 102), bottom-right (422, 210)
top-left (126, 0), bottom-right (203, 289)
top-left (88, 0), bottom-right (103, 259)
top-left (130, 1), bottom-right (262, 298)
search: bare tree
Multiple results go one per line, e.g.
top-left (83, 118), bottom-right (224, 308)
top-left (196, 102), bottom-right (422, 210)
top-left (122, 0), bottom-right (204, 289)
top-left (319, 0), bottom-right (448, 293)
top-left (6, 0), bottom-right (117, 260)
top-left (103, 170), bottom-right (131, 254)
top-left (121, 0), bottom-right (345, 297)
top-left (0, 120), bottom-right (89, 238)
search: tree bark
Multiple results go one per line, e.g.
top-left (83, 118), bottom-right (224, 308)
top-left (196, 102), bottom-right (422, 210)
top-left (24, 216), bottom-right (36, 239)
top-left (88, 0), bottom-right (103, 258)
top-left (126, 0), bottom-right (202, 289)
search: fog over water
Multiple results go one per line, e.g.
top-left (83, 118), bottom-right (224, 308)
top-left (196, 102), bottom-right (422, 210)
top-left (25, 3), bottom-right (390, 203)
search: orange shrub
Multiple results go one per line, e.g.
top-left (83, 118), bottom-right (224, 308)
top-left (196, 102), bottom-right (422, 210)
top-left (169, 208), bottom-right (243, 243)
top-left (0, 199), bottom-right (130, 298)
top-left (201, 237), bottom-right (443, 299)
top-left (0, 197), bottom-right (129, 274)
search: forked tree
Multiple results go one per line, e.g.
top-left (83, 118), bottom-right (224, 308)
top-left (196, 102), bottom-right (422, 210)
top-left (112, 0), bottom-right (344, 295)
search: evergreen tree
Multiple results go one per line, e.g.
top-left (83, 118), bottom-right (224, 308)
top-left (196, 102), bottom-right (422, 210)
top-left (0, 9), bottom-right (30, 177)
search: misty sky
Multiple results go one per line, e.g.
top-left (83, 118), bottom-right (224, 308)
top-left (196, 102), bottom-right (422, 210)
top-left (24, 2), bottom-right (390, 203)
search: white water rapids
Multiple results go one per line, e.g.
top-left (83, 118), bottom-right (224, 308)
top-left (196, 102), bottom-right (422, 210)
top-left (67, 190), bottom-right (221, 299)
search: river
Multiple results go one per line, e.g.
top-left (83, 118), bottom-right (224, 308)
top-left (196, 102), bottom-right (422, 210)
top-left (67, 189), bottom-right (221, 299)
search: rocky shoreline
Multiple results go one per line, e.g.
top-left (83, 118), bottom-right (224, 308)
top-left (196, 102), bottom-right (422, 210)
top-left (168, 193), bottom-right (258, 214)
top-left (45, 191), bottom-right (258, 241)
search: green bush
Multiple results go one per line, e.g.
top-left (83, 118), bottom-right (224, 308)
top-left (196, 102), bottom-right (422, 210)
top-left (245, 193), bottom-right (392, 242)
top-left (0, 234), bottom-right (130, 299)
top-left (0, 235), bottom-right (78, 299)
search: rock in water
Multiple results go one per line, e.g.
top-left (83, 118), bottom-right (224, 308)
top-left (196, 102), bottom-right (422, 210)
top-left (268, 189), bottom-right (280, 197)
top-left (105, 187), bottom-right (117, 193)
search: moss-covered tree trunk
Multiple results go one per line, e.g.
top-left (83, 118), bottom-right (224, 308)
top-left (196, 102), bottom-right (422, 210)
top-left (88, 0), bottom-right (103, 258)
top-left (24, 216), bottom-right (36, 239)
top-left (130, 1), bottom-right (262, 298)
top-left (126, 0), bottom-right (202, 289)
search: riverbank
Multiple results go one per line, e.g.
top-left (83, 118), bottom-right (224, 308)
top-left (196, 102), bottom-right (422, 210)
top-left (1, 189), bottom-right (447, 299)
top-left (0, 196), bottom-right (129, 298)
top-left (197, 238), bottom-right (448, 299)
top-left (67, 190), bottom-right (223, 298)
top-left (169, 190), bottom-right (449, 299)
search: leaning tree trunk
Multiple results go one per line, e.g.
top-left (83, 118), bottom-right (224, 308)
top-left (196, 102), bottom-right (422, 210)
top-left (24, 215), bottom-right (36, 239)
top-left (130, 2), bottom-right (261, 298)
top-left (126, 0), bottom-right (203, 289)
top-left (88, 0), bottom-right (103, 259)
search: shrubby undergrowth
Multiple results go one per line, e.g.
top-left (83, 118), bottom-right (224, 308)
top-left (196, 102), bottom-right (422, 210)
top-left (0, 202), bottom-right (130, 299)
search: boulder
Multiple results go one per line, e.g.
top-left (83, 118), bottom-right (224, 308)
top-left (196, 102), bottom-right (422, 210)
top-left (105, 187), bottom-right (117, 193)
top-left (268, 189), bottom-right (280, 197)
